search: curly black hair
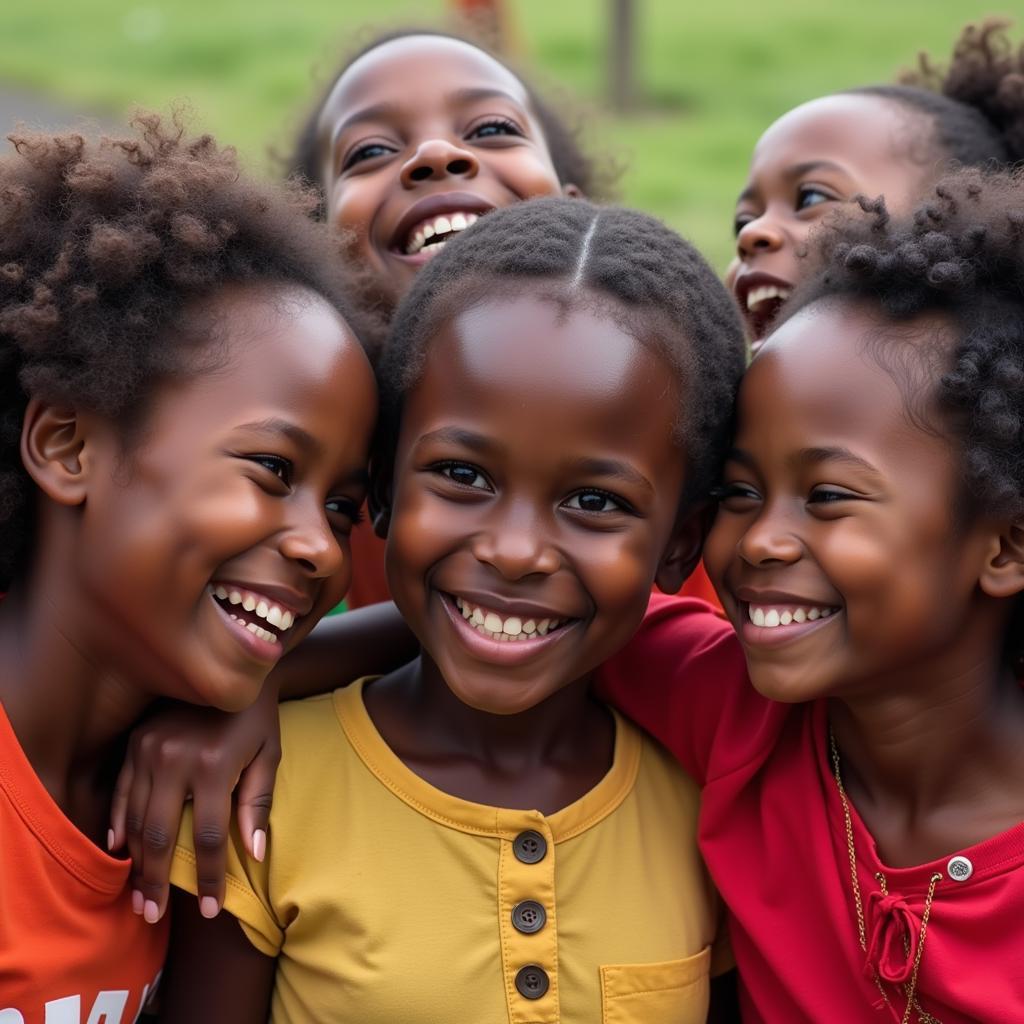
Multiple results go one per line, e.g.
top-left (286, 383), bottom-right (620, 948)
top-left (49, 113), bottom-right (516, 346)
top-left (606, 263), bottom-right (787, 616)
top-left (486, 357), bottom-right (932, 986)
top-left (378, 197), bottom-right (746, 507)
top-left (285, 26), bottom-right (609, 211)
top-left (848, 19), bottom-right (1024, 169)
top-left (787, 168), bottom-right (1024, 525)
top-left (0, 112), bottom-right (370, 590)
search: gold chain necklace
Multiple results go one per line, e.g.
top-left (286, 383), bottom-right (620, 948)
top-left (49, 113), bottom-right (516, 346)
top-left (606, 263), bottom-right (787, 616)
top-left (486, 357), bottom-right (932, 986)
top-left (829, 729), bottom-right (944, 1024)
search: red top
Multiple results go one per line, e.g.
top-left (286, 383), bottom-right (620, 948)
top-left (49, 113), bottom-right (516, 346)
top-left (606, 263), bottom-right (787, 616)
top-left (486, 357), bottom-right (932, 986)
top-left (597, 593), bottom-right (1024, 1023)
top-left (0, 703), bottom-right (168, 1021)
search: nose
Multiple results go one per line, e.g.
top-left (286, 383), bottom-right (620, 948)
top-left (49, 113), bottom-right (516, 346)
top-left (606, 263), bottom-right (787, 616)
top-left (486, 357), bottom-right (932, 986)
top-left (471, 503), bottom-right (561, 581)
top-left (736, 503), bottom-right (803, 568)
top-left (400, 138), bottom-right (479, 188)
top-left (736, 210), bottom-right (785, 260)
top-left (278, 500), bottom-right (346, 579)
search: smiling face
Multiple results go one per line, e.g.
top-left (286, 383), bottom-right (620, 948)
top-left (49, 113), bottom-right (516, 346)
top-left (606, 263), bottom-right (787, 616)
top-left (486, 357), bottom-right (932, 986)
top-left (316, 35), bottom-right (570, 306)
top-left (703, 299), bottom-right (1006, 704)
top-left (75, 283), bottom-right (377, 711)
top-left (727, 93), bottom-right (935, 350)
top-left (383, 292), bottom-right (691, 715)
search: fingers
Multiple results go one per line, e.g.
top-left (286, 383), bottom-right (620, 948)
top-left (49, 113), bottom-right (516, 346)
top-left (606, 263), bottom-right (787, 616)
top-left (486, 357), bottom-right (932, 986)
top-left (235, 739), bottom-right (281, 862)
top-left (109, 745), bottom-right (136, 853)
top-left (189, 763), bottom-right (235, 920)
top-left (131, 766), bottom-right (189, 925)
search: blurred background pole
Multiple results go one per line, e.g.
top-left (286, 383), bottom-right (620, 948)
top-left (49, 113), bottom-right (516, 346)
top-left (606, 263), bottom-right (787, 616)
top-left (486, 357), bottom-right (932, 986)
top-left (609, 0), bottom-right (637, 111)
top-left (451, 0), bottom-right (507, 51)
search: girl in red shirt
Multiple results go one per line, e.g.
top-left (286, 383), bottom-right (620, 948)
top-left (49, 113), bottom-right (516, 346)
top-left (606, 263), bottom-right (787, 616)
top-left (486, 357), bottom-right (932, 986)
top-left (0, 114), bottom-right (377, 1018)
top-left (602, 168), bottom-right (1024, 1021)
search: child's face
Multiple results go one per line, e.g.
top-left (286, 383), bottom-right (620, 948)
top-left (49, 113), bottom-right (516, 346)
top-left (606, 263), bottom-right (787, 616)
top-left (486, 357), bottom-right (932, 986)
top-left (316, 36), bottom-right (570, 306)
top-left (74, 284), bottom-right (377, 711)
top-left (704, 300), bottom-right (999, 704)
top-left (727, 94), bottom-right (931, 352)
top-left (384, 293), bottom-right (690, 715)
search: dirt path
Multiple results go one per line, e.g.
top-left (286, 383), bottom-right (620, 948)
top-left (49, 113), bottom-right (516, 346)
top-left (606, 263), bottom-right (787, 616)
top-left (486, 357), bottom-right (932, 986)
top-left (0, 85), bottom-right (112, 146)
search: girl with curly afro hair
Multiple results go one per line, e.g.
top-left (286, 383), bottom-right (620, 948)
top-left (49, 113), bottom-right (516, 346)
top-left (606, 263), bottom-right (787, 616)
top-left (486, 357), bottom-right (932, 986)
top-left (596, 166), bottom-right (1024, 1021)
top-left (728, 18), bottom-right (1024, 354)
top-left (0, 112), bottom-right (377, 1014)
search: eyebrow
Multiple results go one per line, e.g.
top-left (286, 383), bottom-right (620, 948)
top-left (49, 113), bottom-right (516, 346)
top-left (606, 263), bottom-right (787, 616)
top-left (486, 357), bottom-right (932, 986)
top-left (415, 426), bottom-right (498, 453)
top-left (451, 86), bottom-right (525, 108)
top-left (332, 101), bottom-right (402, 143)
top-left (237, 418), bottom-right (323, 459)
top-left (796, 446), bottom-right (882, 477)
top-left (564, 456), bottom-right (655, 494)
top-left (727, 445), bottom-right (882, 479)
top-left (736, 159), bottom-right (849, 204)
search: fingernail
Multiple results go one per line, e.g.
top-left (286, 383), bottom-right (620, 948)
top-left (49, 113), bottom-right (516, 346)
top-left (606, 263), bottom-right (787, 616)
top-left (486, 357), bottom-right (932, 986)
top-left (253, 829), bottom-right (266, 862)
top-left (200, 896), bottom-right (220, 919)
top-left (107, 828), bottom-right (115, 852)
top-left (132, 889), bottom-right (144, 915)
top-left (143, 899), bottom-right (160, 924)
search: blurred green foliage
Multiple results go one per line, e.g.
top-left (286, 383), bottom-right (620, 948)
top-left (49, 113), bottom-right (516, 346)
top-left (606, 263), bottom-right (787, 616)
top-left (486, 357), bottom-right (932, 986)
top-left (0, 2), bottom-right (1003, 268)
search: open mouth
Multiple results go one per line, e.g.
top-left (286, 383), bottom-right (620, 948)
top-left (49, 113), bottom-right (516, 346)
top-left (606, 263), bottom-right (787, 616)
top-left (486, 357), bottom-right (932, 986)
top-left (744, 283), bottom-right (792, 343)
top-left (449, 593), bottom-right (573, 642)
top-left (398, 210), bottom-right (481, 258)
top-left (208, 583), bottom-right (300, 647)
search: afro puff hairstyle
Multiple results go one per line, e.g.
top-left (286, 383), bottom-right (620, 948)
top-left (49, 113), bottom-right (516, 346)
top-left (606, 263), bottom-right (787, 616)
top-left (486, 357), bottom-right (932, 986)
top-left (849, 19), bottom-right (1024, 170)
top-left (377, 196), bottom-right (746, 508)
top-left (0, 112), bottom-right (370, 590)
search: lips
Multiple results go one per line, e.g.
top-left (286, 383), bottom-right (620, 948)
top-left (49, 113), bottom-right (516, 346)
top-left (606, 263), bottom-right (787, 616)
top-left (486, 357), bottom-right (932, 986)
top-left (208, 581), bottom-right (311, 647)
top-left (733, 271), bottom-right (793, 347)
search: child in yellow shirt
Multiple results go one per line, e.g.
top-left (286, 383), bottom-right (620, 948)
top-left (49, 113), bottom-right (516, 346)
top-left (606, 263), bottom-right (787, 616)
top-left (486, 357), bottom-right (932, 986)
top-left (159, 198), bottom-right (746, 1022)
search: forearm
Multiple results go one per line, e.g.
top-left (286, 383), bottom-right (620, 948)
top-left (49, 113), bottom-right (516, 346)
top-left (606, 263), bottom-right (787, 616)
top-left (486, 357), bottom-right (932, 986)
top-left (269, 601), bottom-right (417, 700)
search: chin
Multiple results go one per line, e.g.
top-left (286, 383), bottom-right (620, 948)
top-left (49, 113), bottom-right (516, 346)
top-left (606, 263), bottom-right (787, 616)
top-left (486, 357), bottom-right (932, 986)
top-left (746, 665), bottom-right (828, 705)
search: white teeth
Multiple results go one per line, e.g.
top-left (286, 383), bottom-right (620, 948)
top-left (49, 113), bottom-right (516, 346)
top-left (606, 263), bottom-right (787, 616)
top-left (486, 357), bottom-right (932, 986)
top-left (745, 283), bottom-right (792, 311)
top-left (403, 210), bottom-right (482, 254)
top-left (243, 621), bottom-right (278, 644)
top-left (747, 604), bottom-right (837, 629)
top-left (452, 597), bottom-right (566, 642)
top-left (212, 584), bottom-right (299, 633)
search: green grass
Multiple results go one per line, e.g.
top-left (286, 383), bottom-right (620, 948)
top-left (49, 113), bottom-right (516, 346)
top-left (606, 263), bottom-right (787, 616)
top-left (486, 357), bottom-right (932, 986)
top-left (0, 1), bottom-right (1001, 268)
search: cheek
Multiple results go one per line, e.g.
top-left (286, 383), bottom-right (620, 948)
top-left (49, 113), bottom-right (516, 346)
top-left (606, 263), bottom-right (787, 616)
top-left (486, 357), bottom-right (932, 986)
top-left (330, 182), bottom-right (378, 247)
top-left (703, 513), bottom-right (743, 589)
top-left (490, 150), bottom-right (563, 198)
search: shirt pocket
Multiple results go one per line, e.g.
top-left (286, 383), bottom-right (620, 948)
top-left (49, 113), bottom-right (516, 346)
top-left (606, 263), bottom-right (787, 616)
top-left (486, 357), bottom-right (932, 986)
top-left (599, 946), bottom-right (710, 1024)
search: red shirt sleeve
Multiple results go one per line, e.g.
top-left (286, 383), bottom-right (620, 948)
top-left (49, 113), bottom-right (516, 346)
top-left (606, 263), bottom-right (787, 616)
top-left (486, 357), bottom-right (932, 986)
top-left (595, 593), bottom-right (755, 785)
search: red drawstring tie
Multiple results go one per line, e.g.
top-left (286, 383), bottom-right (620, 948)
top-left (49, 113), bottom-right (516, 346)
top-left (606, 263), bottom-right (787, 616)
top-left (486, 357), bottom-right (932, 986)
top-left (863, 889), bottom-right (920, 984)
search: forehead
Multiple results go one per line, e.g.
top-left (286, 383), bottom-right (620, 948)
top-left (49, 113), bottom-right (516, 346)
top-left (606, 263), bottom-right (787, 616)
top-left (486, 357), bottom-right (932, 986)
top-left (744, 300), bottom-right (947, 450)
top-left (167, 284), bottom-right (368, 421)
top-left (748, 94), bottom-right (928, 198)
top-left (319, 35), bottom-right (533, 135)
top-left (406, 293), bottom-right (681, 454)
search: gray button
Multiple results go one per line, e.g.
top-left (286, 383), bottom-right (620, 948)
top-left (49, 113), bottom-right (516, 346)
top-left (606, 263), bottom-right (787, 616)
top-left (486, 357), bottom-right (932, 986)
top-left (513, 830), bottom-right (547, 864)
top-left (515, 965), bottom-right (549, 1000)
top-left (512, 900), bottom-right (547, 934)
top-left (947, 855), bottom-right (973, 882)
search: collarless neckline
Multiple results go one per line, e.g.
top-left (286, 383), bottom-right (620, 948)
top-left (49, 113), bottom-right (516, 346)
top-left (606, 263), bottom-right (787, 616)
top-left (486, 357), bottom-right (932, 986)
top-left (333, 678), bottom-right (641, 842)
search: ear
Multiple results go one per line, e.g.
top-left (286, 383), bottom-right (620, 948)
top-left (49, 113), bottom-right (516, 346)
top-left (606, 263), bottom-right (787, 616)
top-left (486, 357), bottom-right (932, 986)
top-left (19, 398), bottom-right (91, 507)
top-left (367, 452), bottom-right (394, 540)
top-left (979, 522), bottom-right (1024, 599)
top-left (654, 504), bottom-right (712, 595)
top-left (561, 182), bottom-right (584, 200)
